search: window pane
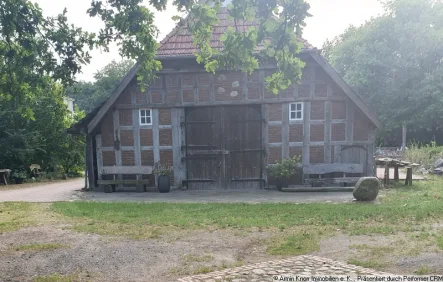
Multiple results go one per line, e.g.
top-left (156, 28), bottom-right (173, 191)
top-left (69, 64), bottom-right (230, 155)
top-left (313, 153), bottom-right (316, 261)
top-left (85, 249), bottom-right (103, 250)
top-left (291, 112), bottom-right (296, 120)
top-left (146, 117), bottom-right (151, 124)
top-left (291, 104), bottom-right (296, 111)
top-left (147, 109), bottom-right (151, 117)
top-left (297, 103), bottom-right (302, 111)
top-left (297, 112), bottom-right (302, 119)
top-left (141, 117), bottom-right (146, 124)
top-left (141, 110), bottom-right (146, 117)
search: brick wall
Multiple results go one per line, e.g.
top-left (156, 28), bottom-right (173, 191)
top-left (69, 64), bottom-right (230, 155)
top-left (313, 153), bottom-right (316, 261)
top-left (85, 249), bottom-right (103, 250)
top-left (140, 129), bottom-right (153, 146)
top-left (247, 72), bottom-right (261, 99)
top-left (354, 110), bottom-right (370, 141)
top-left (101, 113), bottom-right (114, 147)
top-left (269, 126), bottom-right (282, 143)
top-left (120, 130), bottom-right (134, 146)
top-left (159, 109), bottom-right (172, 125)
top-left (289, 124), bottom-right (303, 142)
top-left (119, 110), bottom-right (132, 126)
top-left (215, 72), bottom-right (244, 101)
top-left (159, 128), bottom-right (172, 146)
top-left (332, 101), bottom-right (346, 119)
top-left (331, 123), bottom-right (346, 141)
top-left (289, 147), bottom-right (302, 159)
top-left (310, 146), bottom-right (324, 164)
top-left (102, 151), bottom-right (115, 166)
top-left (268, 104), bottom-right (282, 121)
top-left (268, 147), bottom-right (282, 164)
top-left (310, 124), bottom-right (325, 142)
top-left (315, 84), bottom-right (327, 97)
top-left (141, 150), bottom-right (154, 166)
top-left (311, 101), bottom-right (325, 120)
top-left (121, 151), bottom-right (135, 166)
top-left (160, 150), bottom-right (173, 167)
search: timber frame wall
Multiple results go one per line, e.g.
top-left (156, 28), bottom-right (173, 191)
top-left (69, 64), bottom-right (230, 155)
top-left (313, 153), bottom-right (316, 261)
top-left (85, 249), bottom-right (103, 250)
top-left (91, 54), bottom-right (377, 189)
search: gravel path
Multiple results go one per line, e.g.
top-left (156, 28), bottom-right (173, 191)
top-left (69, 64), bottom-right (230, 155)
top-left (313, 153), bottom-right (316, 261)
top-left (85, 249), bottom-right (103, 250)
top-left (0, 179), bottom-right (83, 202)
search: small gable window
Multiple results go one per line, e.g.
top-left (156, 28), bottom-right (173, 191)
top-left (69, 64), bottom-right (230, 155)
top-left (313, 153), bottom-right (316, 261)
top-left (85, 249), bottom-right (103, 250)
top-left (140, 109), bottom-right (152, 125)
top-left (290, 103), bottom-right (303, 121)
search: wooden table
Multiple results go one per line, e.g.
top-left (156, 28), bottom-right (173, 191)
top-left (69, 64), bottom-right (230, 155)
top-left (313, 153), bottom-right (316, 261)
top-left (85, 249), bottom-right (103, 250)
top-left (0, 169), bottom-right (11, 185)
top-left (376, 158), bottom-right (420, 186)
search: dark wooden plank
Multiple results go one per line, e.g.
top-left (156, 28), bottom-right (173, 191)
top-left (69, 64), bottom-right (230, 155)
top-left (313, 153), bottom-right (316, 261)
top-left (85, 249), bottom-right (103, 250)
top-left (98, 180), bottom-right (152, 185)
top-left (304, 163), bottom-right (364, 174)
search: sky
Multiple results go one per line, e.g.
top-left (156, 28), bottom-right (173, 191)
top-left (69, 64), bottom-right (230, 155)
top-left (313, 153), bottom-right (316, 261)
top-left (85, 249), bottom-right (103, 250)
top-left (34, 0), bottom-right (384, 82)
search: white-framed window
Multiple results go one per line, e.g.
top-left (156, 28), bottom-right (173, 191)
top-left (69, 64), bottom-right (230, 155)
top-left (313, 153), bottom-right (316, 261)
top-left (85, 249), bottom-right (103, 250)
top-left (290, 102), bottom-right (303, 121)
top-left (140, 109), bottom-right (152, 125)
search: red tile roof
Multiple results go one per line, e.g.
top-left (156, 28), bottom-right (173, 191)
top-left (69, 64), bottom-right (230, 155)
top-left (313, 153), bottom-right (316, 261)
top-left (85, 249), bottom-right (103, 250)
top-left (157, 8), bottom-right (314, 58)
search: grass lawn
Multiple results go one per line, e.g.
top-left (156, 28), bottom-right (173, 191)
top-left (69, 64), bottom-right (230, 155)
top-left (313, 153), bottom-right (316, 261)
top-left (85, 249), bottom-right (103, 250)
top-left (49, 178), bottom-right (443, 235)
top-left (1, 177), bottom-right (443, 277)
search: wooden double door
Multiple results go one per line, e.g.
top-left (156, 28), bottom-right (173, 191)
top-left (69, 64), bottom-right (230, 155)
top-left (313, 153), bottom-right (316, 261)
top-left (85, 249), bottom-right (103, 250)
top-left (184, 105), bottom-right (264, 189)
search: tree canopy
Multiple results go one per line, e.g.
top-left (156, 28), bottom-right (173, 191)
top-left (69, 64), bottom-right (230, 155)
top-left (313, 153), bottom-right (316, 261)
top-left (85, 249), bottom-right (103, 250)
top-left (323, 0), bottom-right (443, 143)
top-left (67, 60), bottom-right (134, 113)
top-left (0, 0), bottom-right (312, 175)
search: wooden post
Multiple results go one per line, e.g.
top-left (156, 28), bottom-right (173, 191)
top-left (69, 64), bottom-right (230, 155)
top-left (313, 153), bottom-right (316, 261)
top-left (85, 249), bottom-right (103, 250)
top-left (384, 163), bottom-right (390, 185)
top-left (86, 133), bottom-right (95, 189)
top-left (402, 122), bottom-right (407, 151)
top-left (394, 165), bottom-right (399, 181)
top-left (405, 167), bottom-right (412, 186)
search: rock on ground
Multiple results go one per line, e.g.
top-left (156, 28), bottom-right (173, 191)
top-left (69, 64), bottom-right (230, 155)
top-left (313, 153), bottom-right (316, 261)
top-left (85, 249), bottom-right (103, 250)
top-left (353, 177), bottom-right (380, 201)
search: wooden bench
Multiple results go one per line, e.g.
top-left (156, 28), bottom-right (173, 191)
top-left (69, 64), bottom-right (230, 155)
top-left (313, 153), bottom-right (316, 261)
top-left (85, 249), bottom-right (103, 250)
top-left (303, 163), bottom-right (364, 187)
top-left (97, 166), bottom-right (154, 193)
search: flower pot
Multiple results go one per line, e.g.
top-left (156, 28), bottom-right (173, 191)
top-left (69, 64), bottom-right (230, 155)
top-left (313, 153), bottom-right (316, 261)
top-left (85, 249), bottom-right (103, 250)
top-left (157, 175), bottom-right (170, 193)
top-left (275, 179), bottom-right (287, 191)
top-left (14, 178), bottom-right (25, 184)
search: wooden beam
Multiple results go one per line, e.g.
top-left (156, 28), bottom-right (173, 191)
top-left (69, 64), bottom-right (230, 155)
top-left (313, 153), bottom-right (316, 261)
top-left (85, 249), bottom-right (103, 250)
top-left (98, 180), bottom-right (152, 185)
top-left (324, 100), bottom-right (332, 163)
top-left (262, 104), bottom-right (269, 187)
top-left (101, 166), bottom-right (153, 174)
top-left (114, 97), bottom-right (348, 110)
top-left (113, 110), bottom-right (122, 189)
top-left (302, 102), bottom-right (311, 167)
top-left (86, 134), bottom-right (95, 189)
top-left (309, 53), bottom-right (383, 129)
top-left (88, 63), bottom-right (139, 133)
top-left (132, 89), bottom-right (142, 190)
top-left (95, 134), bottom-right (103, 181)
top-left (152, 109), bottom-right (160, 163)
top-left (172, 108), bottom-right (186, 188)
top-left (346, 100), bottom-right (354, 142)
top-left (309, 67), bottom-right (316, 99)
top-left (303, 163), bottom-right (364, 174)
top-left (282, 103), bottom-right (289, 159)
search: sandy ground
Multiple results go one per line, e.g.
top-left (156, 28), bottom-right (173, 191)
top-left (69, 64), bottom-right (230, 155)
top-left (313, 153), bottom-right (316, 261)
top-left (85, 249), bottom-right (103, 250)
top-left (0, 225), bottom-right (441, 282)
top-left (0, 179), bottom-right (84, 202)
top-left (0, 178), bottom-right (355, 203)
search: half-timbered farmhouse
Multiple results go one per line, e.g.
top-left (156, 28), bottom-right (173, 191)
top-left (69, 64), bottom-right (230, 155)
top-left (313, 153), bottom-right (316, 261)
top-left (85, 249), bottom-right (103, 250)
top-left (69, 8), bottom-right (382, 191)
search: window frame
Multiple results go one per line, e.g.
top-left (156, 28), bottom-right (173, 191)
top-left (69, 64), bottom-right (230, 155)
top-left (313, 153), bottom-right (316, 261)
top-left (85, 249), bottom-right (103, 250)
top-left (139, 109), bottom-right (153, 126)
top-left (289, 102), bottom-right (304, 121)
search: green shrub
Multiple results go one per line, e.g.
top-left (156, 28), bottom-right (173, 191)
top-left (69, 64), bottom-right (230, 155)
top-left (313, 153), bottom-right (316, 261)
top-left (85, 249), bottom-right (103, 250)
top-left (403, 141), bottom-right (443, 169)
top-left (268, 155), bottom-right (302, 180)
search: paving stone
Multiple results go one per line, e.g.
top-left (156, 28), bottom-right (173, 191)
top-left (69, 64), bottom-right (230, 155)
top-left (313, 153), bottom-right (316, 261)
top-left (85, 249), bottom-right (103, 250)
top-left (178, 255), bottom-right (393, 282)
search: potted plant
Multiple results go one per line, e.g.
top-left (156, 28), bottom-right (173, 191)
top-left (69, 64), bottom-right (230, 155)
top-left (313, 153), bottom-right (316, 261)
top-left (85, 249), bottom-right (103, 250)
top-left (268, 156), bottom-right (302, 191)
top-left (153, 162), bottom-right (173, 193)
top-left (12, 170), bottom-right (28, 184)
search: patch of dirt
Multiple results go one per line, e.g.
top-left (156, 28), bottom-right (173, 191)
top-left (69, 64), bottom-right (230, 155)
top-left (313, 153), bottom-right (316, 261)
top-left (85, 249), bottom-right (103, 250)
top-left (0, 226), bottom-right (273, 282)
top-left (2, 224), bottom-right (443, 281)
top-left (314, 233), bottom-right (443, 274)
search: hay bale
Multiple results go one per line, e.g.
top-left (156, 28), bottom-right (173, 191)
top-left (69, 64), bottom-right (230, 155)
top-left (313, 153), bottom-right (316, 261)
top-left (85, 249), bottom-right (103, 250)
top-left (353, 177), bottom-right (380, 201)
